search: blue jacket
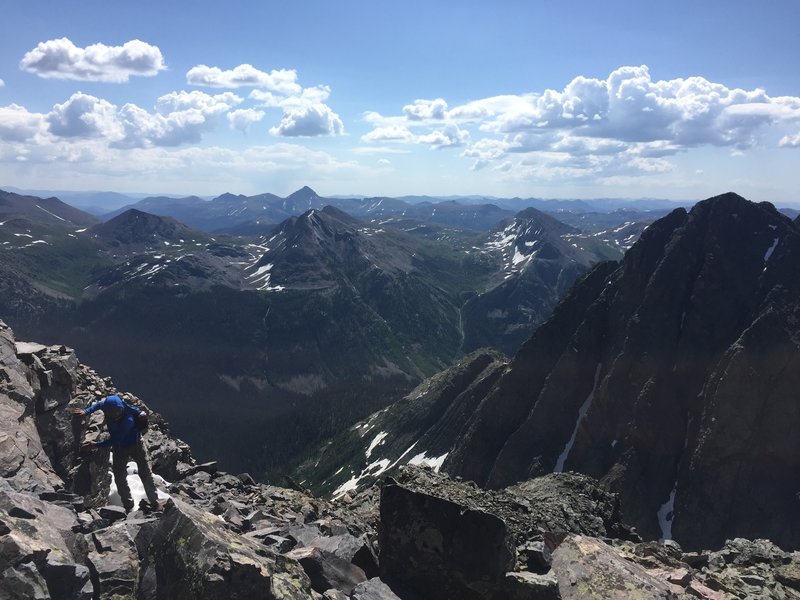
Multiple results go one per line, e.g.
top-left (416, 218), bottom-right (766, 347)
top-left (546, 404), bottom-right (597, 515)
top-left (84, 395), bottom-right (143, 449)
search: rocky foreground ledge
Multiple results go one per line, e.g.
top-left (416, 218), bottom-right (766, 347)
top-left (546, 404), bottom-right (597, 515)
top-left (1, 321), bottom-right (799, 599)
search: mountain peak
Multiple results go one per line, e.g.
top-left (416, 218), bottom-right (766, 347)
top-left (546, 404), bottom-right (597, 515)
top-left (288, 186), bottom-right (319, 199)
top-left (212, 192), bottom-right (245, 202)
top-left (90, 208), bottom-right (200, 246)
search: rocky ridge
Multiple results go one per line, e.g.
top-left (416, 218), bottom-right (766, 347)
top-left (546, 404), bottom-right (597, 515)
top-left (2, 320), bottom-right (800, 598)
top-left (308, 193), bottom-right (800, 552)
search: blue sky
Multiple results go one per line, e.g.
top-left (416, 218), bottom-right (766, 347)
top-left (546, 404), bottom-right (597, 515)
top-left (1, 1), bottom-right (799, 202)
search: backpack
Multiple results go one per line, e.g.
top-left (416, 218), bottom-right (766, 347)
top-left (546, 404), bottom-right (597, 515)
top-left (124, 402), bottom-right (149, 433)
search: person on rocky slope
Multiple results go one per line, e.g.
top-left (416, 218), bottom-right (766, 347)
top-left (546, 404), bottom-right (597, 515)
top-left (72, 394), bottom-right (160, 512)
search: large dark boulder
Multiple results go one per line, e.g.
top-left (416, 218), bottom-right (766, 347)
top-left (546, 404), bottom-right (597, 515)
top-left (379, 476), bottom-right (514, 599)
top-left (377, 466), bottom-right (636, 599)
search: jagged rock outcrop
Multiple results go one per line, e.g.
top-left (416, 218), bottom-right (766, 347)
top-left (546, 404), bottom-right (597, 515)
top-left (436, 193), bottom-right (800, 550)
top-left (372, 466), bottom-right (800, 600)
top-left (377, 466), bottom-right (639, 599)
top-left (4, 309), bottom-right (800, 599)
top-left (0, 321), bottom-right (329, 598)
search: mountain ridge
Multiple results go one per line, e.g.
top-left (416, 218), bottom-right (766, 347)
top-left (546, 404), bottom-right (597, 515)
top-left (304, 192), bottom-right (800, 551)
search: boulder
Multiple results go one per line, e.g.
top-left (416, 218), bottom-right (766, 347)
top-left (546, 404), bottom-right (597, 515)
top-left (550, 535), bottom-right (677, 599)
top-left (504, 571), bottom-right (560, 600)
top-left (0, 479), bottom-right (90, 599)
top-left (379, 472), bottom-right (515, 600)
top-left (284, 545), bottom-right (366, 594)
top-left (350, 577), bottom-right (405, 600)
top-left (146, 497), bottom-right (313, 599)
top-left (86, 522), bottom-right (141, 599)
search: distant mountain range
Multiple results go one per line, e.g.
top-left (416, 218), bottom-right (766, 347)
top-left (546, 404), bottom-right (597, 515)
top-left (3, 185), bottom-right (800, 557)
top-left (3, 184), bottom-right (710, 230)
top-left (0, 188), bottom-right (633, 479)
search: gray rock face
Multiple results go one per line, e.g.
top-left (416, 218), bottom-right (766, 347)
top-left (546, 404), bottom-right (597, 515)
top-left (551, 535), bottom-right (677, 599)
top-left (350, 577), bottom-right (405, 600)
top-left (146, 497), bottom-right (312, 599)
top-left (0, 478), bottom-right (91, 599)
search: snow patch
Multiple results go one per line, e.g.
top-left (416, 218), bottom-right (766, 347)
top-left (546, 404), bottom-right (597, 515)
top-left (408, 451), bottom-right (449, 473)
top-left (332, 457), bottom-right (392, 499)
top-left (554, 363), bottom-right (602, 473)
top-left (35, 205), bottom-right (66, 221)
top-left (107, 452), bottom-right (170, 509)
top-left (366, 431), bottom-right (388, 459)
top-left (763, 237), bottom-right (779, 263)
top-left (512, 246), bottom-right (529, 266)
top-left (657, 485), bottom-right (677, 541)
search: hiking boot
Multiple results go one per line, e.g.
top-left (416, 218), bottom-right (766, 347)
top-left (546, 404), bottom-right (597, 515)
top-left (139, 499), bottom-right (165, 513)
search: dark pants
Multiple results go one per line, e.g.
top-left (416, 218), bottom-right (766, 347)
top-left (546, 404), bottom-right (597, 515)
top-left (112, 438), bottom-right (159, 509)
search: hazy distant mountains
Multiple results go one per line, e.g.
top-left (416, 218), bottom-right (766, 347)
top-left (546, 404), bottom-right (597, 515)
top-left (0, 186), bottom-right (639, 478)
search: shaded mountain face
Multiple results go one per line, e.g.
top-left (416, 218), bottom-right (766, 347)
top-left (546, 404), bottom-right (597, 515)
top-left (309, 193), bottom-right (800, 551)
top-left (453, 193), bottom-right (800, 549)
top-left (89, 208), bottom-right (211, 250)
top-left (0, 189), bottom-right (98, 227)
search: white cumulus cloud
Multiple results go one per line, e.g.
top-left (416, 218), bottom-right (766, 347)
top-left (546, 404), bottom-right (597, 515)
top-left (40, 90), bottom-right (240, 149)
top-left (418, 124), bottom-right (469, 149)
top-left (361, 125), bottom-right (415, 143)
top-left (0, 79), bottom-right (5, 88)
top-left (47, 93), bottom-right (121, 138)
top-left (155, 90), bottom-right (242, 114)
top-left (403, 98), bottom-right (448, 121)
top-left (115, 102), bottom-right (221, 148)
top-left (186, 64), bottom-right (301, 95)
top-left (779, 132), bottom-right (800, 148)
top-left (228, 108), bottom-right (266, 133)
top-left (0, 104), bottom-right (46, 141)
top-left (269, 102), bottom-right (344, 137)
top-left (365, 64), bottom-right (800, 180)
top-left (20, 38), bottom-right (165, 82)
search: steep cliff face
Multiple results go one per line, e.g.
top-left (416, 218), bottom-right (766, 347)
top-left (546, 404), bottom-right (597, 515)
top-left (445, 193), bottom-right (800, 549)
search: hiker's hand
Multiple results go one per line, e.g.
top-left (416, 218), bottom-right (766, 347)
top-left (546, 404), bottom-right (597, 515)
top-left (72, 408), bottom-right (85, 417)
top-left (81, 440), bottom-right (97, 451)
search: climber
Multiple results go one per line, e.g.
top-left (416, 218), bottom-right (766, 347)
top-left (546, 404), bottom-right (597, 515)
top-left (72, 394), bottom-right (161, 512)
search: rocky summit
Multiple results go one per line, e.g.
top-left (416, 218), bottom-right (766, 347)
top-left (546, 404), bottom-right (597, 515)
top-left (2, 320), bottom-right (800, 599)
top-left (3, 319), bottom-right (800, 599)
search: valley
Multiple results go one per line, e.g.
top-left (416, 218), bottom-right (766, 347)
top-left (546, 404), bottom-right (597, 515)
top-left (0, 187), bottom-right (636, 480)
